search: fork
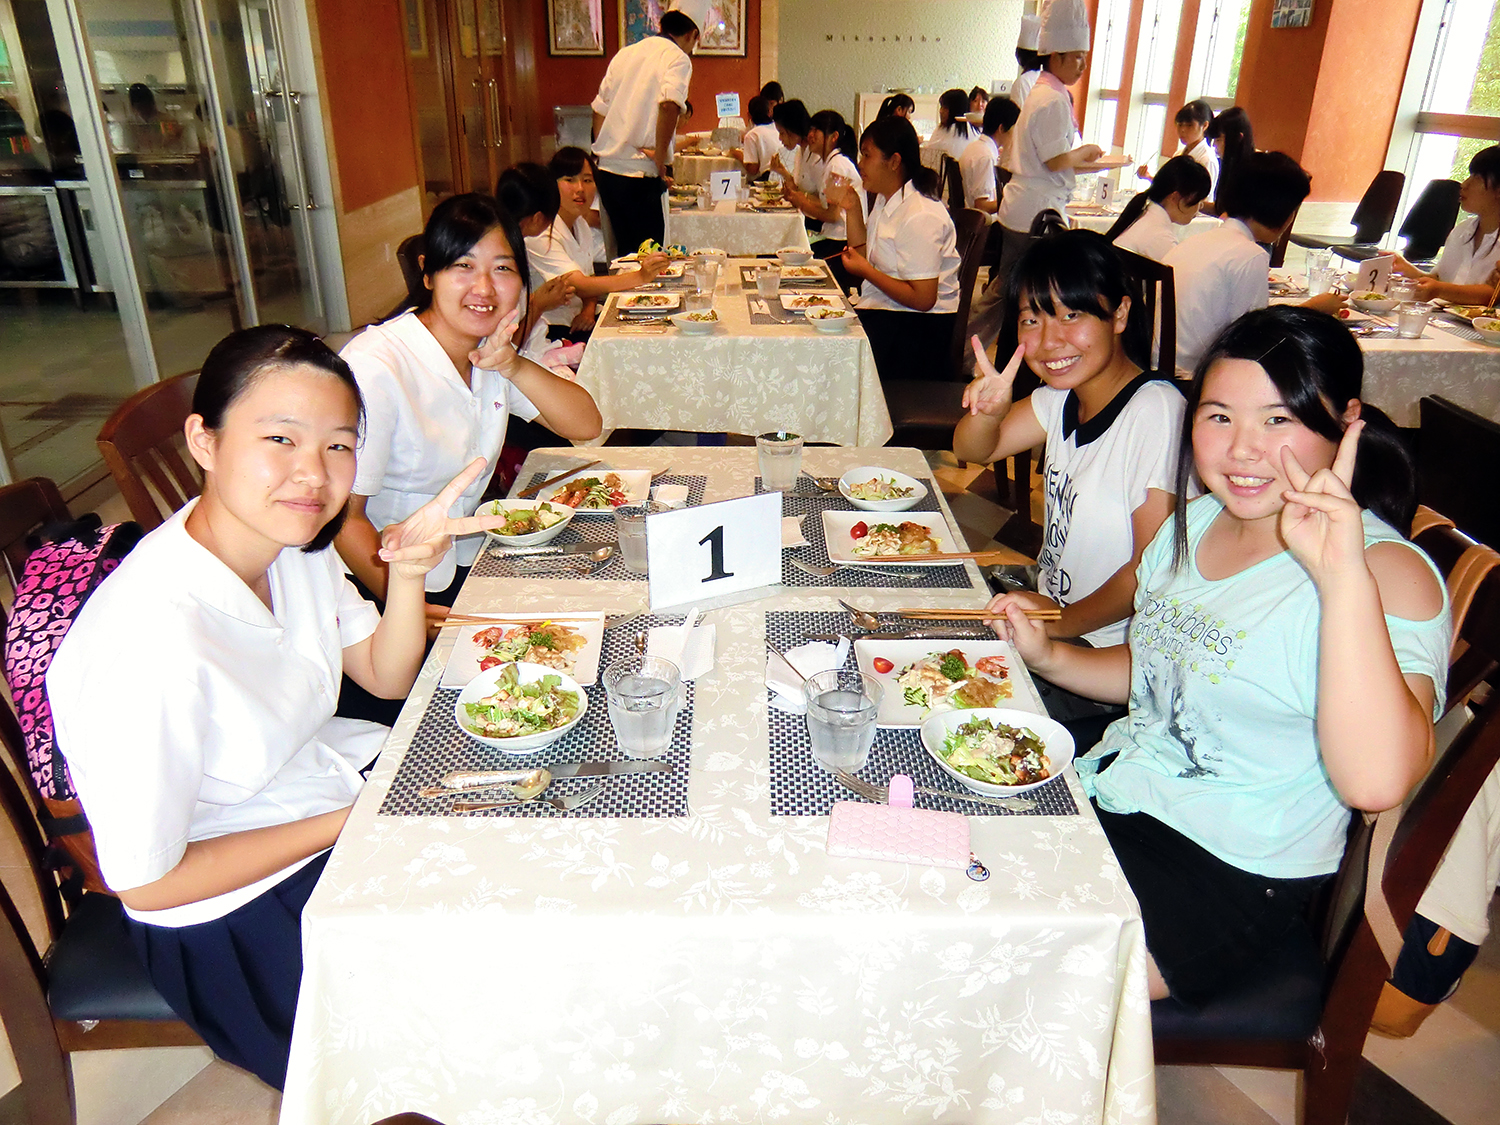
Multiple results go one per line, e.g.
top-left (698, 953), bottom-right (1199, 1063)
top-left (790, 558), bottom-right (921, 581)
top-left (453, 781), bottom-right (607, 813)
top-left (833, 769), bottom-right (1035, 812)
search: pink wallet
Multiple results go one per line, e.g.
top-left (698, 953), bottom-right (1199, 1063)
top-left (826, 775), bottom-right (972, 869)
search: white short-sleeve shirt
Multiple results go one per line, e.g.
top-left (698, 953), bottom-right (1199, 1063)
top-left (1435, 215), bottom-right (1500, 286)
top-left (526, 214), bottom-right (592, 326)
top-left (859, 181), bottom-right (962, 314)
top-left (1182, 137), bottom-right (1219, 197)
top-left (742, 123), bottom-right (782, 170)
top-left (816, 152), bottom-right (863, 243)
top-left (1114, 200), bottom-right (1182, 263)
top-left (794, 147), bottom-right (825, 195)
top-left (47, 500), bottom-right (385, 927)
top-left (930, 124), bottom-right (975, 165)
top-left (998, 77), bottom-right (1077, 232)
top-left (1164, 217), bottom-right (1268, 374)
top-left (590, 36), bottom-right (692, 177)
top-left (1009, 69), bottom-right (1039, 114)
top-left (342, 311), bottom-right (541, 589)
top-left (960, 134), bottom-right (1000, 210)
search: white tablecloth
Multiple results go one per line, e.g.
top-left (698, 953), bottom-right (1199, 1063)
top-left (1357, 322), bottom-right (1500, 427)
top-left (666, 204), bottom-right (812, 256)
top-left (279, 446), bottom-right (1156, 1125)
top-left (574, 259), bottom-right (891, 446)
top-left (674, 152), bottom-right (744, 187)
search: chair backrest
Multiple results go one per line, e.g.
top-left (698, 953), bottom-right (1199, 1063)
top-left (941, 155), bottom-right (965, 216)
top-left (1347, 170), bottom-right (1406, 245)
top-left (380, 233), bottom-right (427, 321)
top-left (1115, 247), bottom-right (1177, 377)
top-left (0, 687), bottom-right (67, 948)
top-left (945, 207), bottom-right (993, 379)
top-left (0, 478), bottom-right (70, 589)
top-left (1418, 395), bottom-right (1500, 550)
top-left (1412, 509), bottom-right (1500, 710)
top-left (95, 371), bottom-right (200, 531)
top-left (1399, 179), bottom-right (1462, 263)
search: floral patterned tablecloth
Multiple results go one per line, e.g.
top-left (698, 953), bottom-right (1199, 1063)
top-left (666, 205), bottom-right (813, 256)
top-left (280, 447), bottom-right (1156, 1125)
top-left (573, 260), bottom-right (892, 447)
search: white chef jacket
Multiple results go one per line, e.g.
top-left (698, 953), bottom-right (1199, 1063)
top-left (960, 134), bottom-right (1001, 210)
top-left (47, 500), bottom-right (385, 927)
top-left (342, 311), bottom-right (541, 590)
top-left (526, 214), bottom-right (592, 326)
top-left (1434, 216), bottom-right (1500, 285)
top-left (1164, 217), bottom-right (1269, 375)
top-left (590, 35), bottom-right (692, 178)
top-left (1114, 200), bottom-right (1181, 263)
top-left (1009, 68), bottom-right (1039, 113)
top-left (816, 152), bottom-right (863, 243)
top-left (999, 74), bottom-right (1077, 233)
top-left (859, 181), bottom-right (961, 314)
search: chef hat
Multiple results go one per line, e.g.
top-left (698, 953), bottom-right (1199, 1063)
top-left (1038, 0), bottom-right (1092, 54)
top-left (669, 0), bottom-right (714, 34)
top-left (1017, 14), bottom-right (1042, 51)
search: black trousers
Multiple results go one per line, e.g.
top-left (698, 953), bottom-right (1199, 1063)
top-left (595, 168), bottom-right (666, 254)
top-left (856, 307), bottom-right (958, 383)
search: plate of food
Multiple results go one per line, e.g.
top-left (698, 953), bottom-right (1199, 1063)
top-left (670, 309), bottom-right (719, 334)
top-left (821, 510), bottom-right (950, 566)
top-left (837, 465), bottom-right (928, 512)
top-left (780, 293), bottom-right (841, 313)
top-left (780, 264), bottom-right (827, 280)
top-left (919, 707), bottom-right (1074, 795)
top-left (615, 292), bottom-right (681, 314)
top-left (454, 661), bottom-right (588, 752)
top-left (1444, 304), bottom-right (1499, 324)
top-left (539, 468), bottom-right (652, 514)
top-left (1350, 291), bottom-right (1400, 315)
top-left (691, 246), bottom-right (728, 261)
top-left (473, 498), bottom-right (574, 547)
top-left (853, 639), bottom-right (1045, 728)
top-left (441, 613), bottom-right (606, 689)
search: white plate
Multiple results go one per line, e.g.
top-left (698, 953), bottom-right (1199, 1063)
top-left (780, 293), bottom-right (842, 313)
top-left (821, 509), bottom-right (949, 566)
top-left (780, 264), bottom-right (827, 280)
top-left (616, 292), bottom-right (681, 312)
top-left (474, 498), bottom-right (574, 547)
top-left (670, 310), bottom-right (720, 335)
top-left (776, 247), bottom-right (813, 265)
top-left (454, 661), bottom-right (588, 752)
top-left (837, 465), bottom-right (928, 512)
top-left (920, 707), bottom-right (1075, 794)
top-left (440, 612), bottom-right (606, 689)
top-left (853, 639), bottom-right (1045, 728)
top-left (538, 468), bottom-right (652, 516)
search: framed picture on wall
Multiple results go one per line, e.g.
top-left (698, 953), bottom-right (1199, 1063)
top-left (696, 0), bottom-right (745, 57)
top-left (620, 0), bottom-right (663, 48)
top-left (548, 0), bottom-right (605, 55)
top-left (400, 0), bottom-right (428, 57)
top-left (1270, 0), bottom-right (1314, 28)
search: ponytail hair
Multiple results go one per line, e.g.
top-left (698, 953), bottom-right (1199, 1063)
top-left (938, 88), bottom-right (974, 137)
top-left (876, 92), bottom-right (915, 120)
top-left (1105, 154), bottom-right (1211, 241)
top-left (1170, 306), bottom-right (1416, 567)
top-left (809, 109), bottom-right (856, 161)
top-left (860, 115), bottom-right (939, 198)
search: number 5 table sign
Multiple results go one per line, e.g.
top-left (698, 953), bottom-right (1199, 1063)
top-left (647, 493), bottom-right (783, 610)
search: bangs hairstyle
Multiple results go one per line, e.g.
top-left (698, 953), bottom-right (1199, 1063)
top-left (860, 114), bottom-right (939, 198)
top-left (1175, 99), bottom-right (1214, 128)
top-left (496, 162), bottom-right (561, 225)
top-left (772, 98), bottom-right (811, 137)
top-left (416, 192), bottom-right (530, 305)
top-left (1470, 143), bottom-right (1500, 188)
top-left (809, 109), bottom-right (856, 160)
top-left (1003, 230), bottom-right (1152, 371)
top-left (1170, 306), bottom-right (1415, 567)
top-left (194, 325), bottom-right (363, 554)
top-left (982, 95), bottom-right (1020, 136)
top-left (548, 145), bottom-right (594, 179)
top-left (938, 88), bottom-right (973, 135)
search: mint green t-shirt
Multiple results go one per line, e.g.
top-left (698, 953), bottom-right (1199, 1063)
top-left (1080, 495), bottom-right (1451, 879)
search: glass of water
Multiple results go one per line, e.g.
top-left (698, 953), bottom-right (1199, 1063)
top-left (605, 655), bottom-right (682, 758)
top-left (1396, 301), bottom-right (1433, 339)
top-left (756, 431), bottom-right (803, 493)
top-left (612, 499), bottom-right (669, 575)
top-left (694, 256), bottom-right (720, 295)
top-left (803, 670), bottom-right (883, 773)
top-left (756, 266), bottom-right (780, 298)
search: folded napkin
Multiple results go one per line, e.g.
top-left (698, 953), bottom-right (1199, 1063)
top-left (653, 483), bottom-right (690, 509)
top-left (647, 623), bottom-right (716, 680)
top-left (781, 515), bottom-right (808, 549)
top-left (766, 638), bottom-right (850, 714)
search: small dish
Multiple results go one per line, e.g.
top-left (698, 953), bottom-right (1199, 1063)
top-left (1351, 293), bottom-right (1400, 315)
top-left (920, 707), bottom-right (1074, 796)
top-left (616, 292), bottom-right (681, 313)
top-left (776, 247), bottom-right (813, 265)
top-left (691, 246), bottom-right (728, 262)
top-left (474, 498), bottom-right (574, 547)
top-left (837, 465), bottom-right (928, 512)
top-left (1473, 316), bottom-right (1500, 346)
top-left (454, 661), bottom-right (588, 753)
top-left (670, 309), bottom-right (720, 335)
top-left (806, 308), bottom-right (855, 333)
top-left (780, 293), bottom-right (840, 313)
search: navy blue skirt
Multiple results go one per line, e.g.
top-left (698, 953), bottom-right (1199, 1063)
top-left (126, 850), bottom-right (330, 1090)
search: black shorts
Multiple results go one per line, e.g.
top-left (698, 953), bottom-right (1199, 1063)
top-left (1092, 802), bottom-right (1330, 1006)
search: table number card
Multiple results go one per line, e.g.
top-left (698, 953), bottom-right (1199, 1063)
top-left (710, 170), bottom-right (743, 201)
top-left (647, 493), bottom-right (782, 609)
top-left (1356, 253), bottom-right (1395, 294)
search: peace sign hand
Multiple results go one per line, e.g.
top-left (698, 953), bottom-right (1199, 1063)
top-left (963, 338), bottom-right (1026, 415)
top-left (378, 458), bottom-right (507, 580)
top-left (468, 308), bottom-right (525, 380)
top-left (1279, 419), bottom-right (1366, 582)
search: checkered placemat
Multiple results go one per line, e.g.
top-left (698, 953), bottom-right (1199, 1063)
top-left (469, 475), bottom-right (706, 582)
top-left (1430, 316), bottom-right (1490, 345)
top-left (738, 264), bottom-right (837, 288)
top-left (379, 615), bottom-right (693, 818)
top-left (744, 294), bottom-right (851, 325)
top-left (763, 611), bottom-right (1079, 817)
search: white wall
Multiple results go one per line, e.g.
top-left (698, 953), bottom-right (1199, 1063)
top-left (777, 0), bottom-right (1025, 123)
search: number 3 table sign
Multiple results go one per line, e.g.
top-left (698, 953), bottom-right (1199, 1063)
top-left (646, 493), bottom-right (782, 610)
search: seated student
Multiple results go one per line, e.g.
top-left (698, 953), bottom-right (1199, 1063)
top-left (993, 305), bottom-right (1449, 1006)
top-left (1393, 144), bottom-right (1500, 306)
top-left (1136, 100), bottom-right (1218, 194)
top-left (759, 80), bottom-right (784, 110)
top-left (769, 98), bottom-right (821, 198)
top-left (550, 145), bottom-right (608, 268)
top-left (825, 115), bottom-right (960, 382)
top-left (1165, 150), bottom-right (1344, 374)
top-left (738, 95), bottom-right (783, 178)
top-left (1204, 105), bottom-right (1253, 215)
top-left (46, 326), bottom-right (508, 1090)
top-left (960, 96), bottom-right (1021, 216)
top-left (1107, 154), bottom-right (1211, 262)
top-left (969, 86), bottom-right (990, 115)
top-left (783, 109), bottom-right (865, 264)
top-left (876, 92), bottom-right (915, 121)
top-left (928, 88), bottom-right (977, 164)
top-left (954, 230), bottom-right (1184, 663)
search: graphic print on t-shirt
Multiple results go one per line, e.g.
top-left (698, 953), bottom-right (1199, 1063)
top-left (1038, 462), bottom-right (1076, 601)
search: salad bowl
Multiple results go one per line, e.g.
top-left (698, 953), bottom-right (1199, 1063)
top-left (919, 707), bottom-right (1074, 796)
top-left (455, 661), bottom-right (588, 752)
top-left (837, 465), bottom-right (927, 512)
top-left (474, 498), bottom-right (574, 547)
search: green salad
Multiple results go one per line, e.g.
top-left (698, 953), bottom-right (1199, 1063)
top-left (463, 663), bottom-right (581, 739)
top-left (940, 717), bottom-right (1050, 786)
top-left (847, 475), bottom-right (915, 501)
top-left (492, 502), bottom-right (567, 536)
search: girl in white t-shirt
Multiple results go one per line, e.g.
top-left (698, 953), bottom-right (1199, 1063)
top-left (782, 109), bottom-right (864, 262)
top-left (47, 326), bottom-right (505, 1088)
top-left (1107, 155), bottom-right (1212, 263)
top-left (1394, 144), bottom-right (1500, 306)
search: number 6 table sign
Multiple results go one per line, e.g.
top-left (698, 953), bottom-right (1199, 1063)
top-left (646, 493), bottom-right (782, 610)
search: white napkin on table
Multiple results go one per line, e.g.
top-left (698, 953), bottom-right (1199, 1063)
top-left (781, 515), bottom-right (808, 548)
top-left (652, 483), bottom-right (689, 508)
top-left (647, 624), bottom-right (716, 680)
top-left (766, 638), bottom-right (850, 714)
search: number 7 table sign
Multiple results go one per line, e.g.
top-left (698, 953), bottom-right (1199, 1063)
top-left (646, 493), bottom-right (783, 610)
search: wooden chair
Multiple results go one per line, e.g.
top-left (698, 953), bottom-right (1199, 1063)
top-left (0, 478), bottom-right (70, 587)
top-left (940, 155), bottom-right (965, 217)
top-left (1116, 246), bottom-right (1177, 376)
top-left (1151, 531), bottom-right (1500, 1125)
top-left (95, 371), bottom-right (200, 531)
top-left (380, 232), bottom-right (426, 321)
top-left (1418, 395), bottom-right (1500, 550)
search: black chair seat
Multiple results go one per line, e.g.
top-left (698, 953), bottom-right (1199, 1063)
top-left (1151, 923), bottom-right (1324, 1041)
top-left (885, 380), bottom-right (966, 449)
top-left (47, 892), bottom-right (180, 1022)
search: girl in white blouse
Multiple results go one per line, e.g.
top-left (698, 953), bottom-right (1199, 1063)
top-left (769, 99), bottom-right (822, 200)
top-left (928, 88), bottom-right (978, 164)
top-left (48, 327), bottom-right (501, 1089)
top-left (1107, 155), bottom-right (1212, 262)
top-left (782, 109), bottom-right (865, 263)
top-left (1393, 144), bottom-right (1500, 306)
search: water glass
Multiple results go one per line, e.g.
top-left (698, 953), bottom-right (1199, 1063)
top-left (604, 655), bottom-right (682, 759)
top-left (1307, 247), bottom-right (1333, 272)
top-left (693, 257), bottom-right (720, 295)
top-left (695, 186), bottom-right (710, 211)
top-left (756, 267), bottom-right (780, 298)
top-left (1388, 276), bottom-right (1418, 303)
top-left (803, 670), bottom-right (883, 773)
top-left (756, 431), bottom-right (803, 492)
top-left (612, 499), bottom-right (669, 575)
top-left (1396, 301), bottom-right (1433, 339)
top-left (1308, 265), bottom-right (1333, 297)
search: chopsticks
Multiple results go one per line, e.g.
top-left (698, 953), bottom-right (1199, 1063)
top-left (515, 460), bottom-right (603, 499)
top-left (890, 550), bottom-right (1019, 564)
top-left (897, 607), bottom-right (1063, 622)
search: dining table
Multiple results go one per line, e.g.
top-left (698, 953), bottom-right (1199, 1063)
top-left (673, 150), bottom-right (745, 187)
top-left (573, 257), bottom-right (892, 447)
top-left (665, 199), bottom-right (814, 257)
top-left (277, 445), bottom-right (1157, 1125)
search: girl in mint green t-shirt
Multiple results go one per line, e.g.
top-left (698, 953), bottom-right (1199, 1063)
top-left (994, 306), bottom-right (1450, 1006)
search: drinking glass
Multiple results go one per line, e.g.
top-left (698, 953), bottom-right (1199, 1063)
top-left (803, 670), bottom-right (882, 773)
top-left (1388, 276), bottom-right (1418, 304)
top-left (683, 291), bottom-right (712, 312)
top-left (693, 257), bottom-right (720, 295)
top-left (756, 267), bottom-right (780, 298)
top-left (612, 499), bottom-right (669, 574)
top-left (756, 431), bottom-right (803, 492)
top-left (1308, 265), bottom-right (1333, 297)
top-left (605, 655), bottom-right (682, 758)
top-left (1396, 301), bottom-right (1433, 339)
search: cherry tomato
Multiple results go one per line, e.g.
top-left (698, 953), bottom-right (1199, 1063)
top-left (851, 521), bottom-right (868, 539)
top-left (1337, 308), bottom-right (1352, 319)
top-left (872, 657), bottom-right (894, 674)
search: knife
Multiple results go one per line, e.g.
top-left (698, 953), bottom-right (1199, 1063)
top-left (802, 630), bottom-right (994, 642)
top-left (489, 540), bottom-right (613, 558)
top-left (548, 760), bottom-right (671, 778)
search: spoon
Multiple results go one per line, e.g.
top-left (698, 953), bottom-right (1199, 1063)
top-left (512, 545), bottom-right (614, 572)
top-left (801, 472), bottom-right (841, 493)
top-left (838, 599), bottom-right (883, 630)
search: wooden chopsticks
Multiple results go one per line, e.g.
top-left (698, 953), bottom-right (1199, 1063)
top-left (897, 607), bottom-right (1063, 622)
top-left (515, 460), bottom-right (603, 499)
